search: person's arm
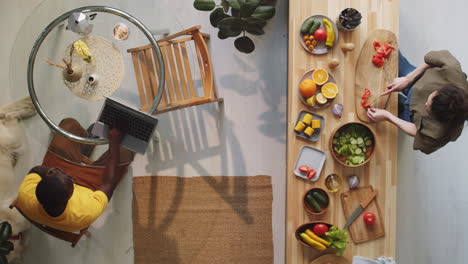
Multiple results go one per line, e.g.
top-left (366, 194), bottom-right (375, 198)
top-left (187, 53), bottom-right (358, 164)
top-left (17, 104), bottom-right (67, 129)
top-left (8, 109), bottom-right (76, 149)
top-left (382, 63), bottom-right (432, 96)
top-left (367, 107), bottom-right (417, 137)
top-left (97, 128), bottom-right (124, 200)
top-left (28, 166), bottom-right (49, 178)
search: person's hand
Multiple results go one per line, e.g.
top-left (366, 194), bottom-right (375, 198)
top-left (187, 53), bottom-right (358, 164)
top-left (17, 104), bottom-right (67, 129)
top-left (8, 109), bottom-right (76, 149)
top-left (367, 107), bottom-right (390, 122)
top-left (381, 76), bottom-right (411, 96)
top-left (108, 128), bottom-right (124, 145)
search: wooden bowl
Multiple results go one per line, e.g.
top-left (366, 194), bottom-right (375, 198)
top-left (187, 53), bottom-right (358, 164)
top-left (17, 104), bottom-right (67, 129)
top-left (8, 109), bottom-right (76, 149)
top-left (294, 222), bottom-right (335, 252)
top-left (329, 122), bottom-right (376, 168)
top-left (303, 188), bottom-right (329, 216)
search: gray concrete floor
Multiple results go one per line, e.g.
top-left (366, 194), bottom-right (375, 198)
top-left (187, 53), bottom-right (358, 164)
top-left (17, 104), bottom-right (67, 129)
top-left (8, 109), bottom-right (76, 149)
top-left (1, 0), bottom-right (467, 263)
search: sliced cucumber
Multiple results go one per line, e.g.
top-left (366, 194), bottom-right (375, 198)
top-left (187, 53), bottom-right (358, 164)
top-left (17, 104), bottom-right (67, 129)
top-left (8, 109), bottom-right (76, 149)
top-left (357, 137), bottom-right (364, 145)
top-left (365, 139), bottom-right (373, 146)
top-left (355, 148), bottom-right (362, 155)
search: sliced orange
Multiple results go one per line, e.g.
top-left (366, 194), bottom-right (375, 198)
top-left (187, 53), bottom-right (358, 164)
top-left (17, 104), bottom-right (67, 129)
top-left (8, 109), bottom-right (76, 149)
top-left (299, 79), bottom-right (317, 97)
top-left (312, 68), bottom-right (329, 85)
top-left (315, 93), bottom-right (327, 104)
top-left (321, 82), bottom-right (339, 99)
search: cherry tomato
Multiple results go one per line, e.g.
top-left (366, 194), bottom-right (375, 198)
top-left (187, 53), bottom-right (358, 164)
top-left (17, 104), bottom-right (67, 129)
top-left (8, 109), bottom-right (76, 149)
top-left (298, 165), bottom-right (310, 173)
top-left (314, 28), bottom-right (327, 41)
top-left (313, 224), bottom-right (329, 236)
top-left (363, 212), bottom-right (376, 224)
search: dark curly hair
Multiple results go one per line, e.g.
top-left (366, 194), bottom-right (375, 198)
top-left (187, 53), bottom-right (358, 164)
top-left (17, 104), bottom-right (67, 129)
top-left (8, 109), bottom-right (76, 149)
top-left (431, 86), bottom-right (468, 123)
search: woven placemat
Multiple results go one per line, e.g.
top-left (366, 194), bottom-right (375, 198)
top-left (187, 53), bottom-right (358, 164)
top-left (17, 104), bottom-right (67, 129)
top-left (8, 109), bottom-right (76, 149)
top-left (133, 175), bottom-right (273, 264)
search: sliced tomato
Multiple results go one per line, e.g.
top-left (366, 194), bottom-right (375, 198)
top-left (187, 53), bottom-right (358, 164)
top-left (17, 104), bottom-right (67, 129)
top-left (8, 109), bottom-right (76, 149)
top-left (307, 169), bottom-right (317, 179)
top-left (373, 40), bottom-right (381, 51)
top-left (298, 165), bottom-right (310, 173)
top-left (372, 53), bottom-right (385, 67)
top-left (383, 41), bottom-right (395, 50)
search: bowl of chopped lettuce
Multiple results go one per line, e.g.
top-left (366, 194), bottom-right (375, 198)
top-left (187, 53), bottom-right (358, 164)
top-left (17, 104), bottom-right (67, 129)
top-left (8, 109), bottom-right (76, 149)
top-left (330, 122), bottom-right (376, 167)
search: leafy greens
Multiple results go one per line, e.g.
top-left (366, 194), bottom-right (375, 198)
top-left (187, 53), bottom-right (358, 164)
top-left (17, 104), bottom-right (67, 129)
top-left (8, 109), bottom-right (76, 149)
top-left (324, 226), bottom-right (348, 256)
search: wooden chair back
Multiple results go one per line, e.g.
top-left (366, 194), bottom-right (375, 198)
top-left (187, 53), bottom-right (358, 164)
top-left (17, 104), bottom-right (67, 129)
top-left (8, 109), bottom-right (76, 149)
top-left (127, 25), bottom-right (222, 114)
top-left (9, 200), bottom-right (89, 247)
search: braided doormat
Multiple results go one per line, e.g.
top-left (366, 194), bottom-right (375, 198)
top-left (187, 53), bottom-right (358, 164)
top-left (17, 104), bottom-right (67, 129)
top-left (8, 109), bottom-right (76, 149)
top-left (133, 175), bottom-right (273, 264)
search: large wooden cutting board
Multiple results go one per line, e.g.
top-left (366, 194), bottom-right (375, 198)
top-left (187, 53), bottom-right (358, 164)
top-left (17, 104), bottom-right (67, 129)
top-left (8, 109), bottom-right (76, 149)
top-left (355, 30), bottom-right (398, 122)
top-left (341, 186), bottom-right (385, 244)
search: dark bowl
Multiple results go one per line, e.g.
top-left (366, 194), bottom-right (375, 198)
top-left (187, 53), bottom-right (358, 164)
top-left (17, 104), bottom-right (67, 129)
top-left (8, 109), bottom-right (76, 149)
top-left (303, 187), bottom-right (329, 216)
top-left (294, 222), bottom-right (336, 253)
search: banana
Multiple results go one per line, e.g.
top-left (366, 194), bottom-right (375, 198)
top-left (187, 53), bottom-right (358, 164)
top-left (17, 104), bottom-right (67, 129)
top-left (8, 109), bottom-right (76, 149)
top-left (299, 233), bottom-right (327, 251)
top-left (322, 18), bottom-right (335, 48)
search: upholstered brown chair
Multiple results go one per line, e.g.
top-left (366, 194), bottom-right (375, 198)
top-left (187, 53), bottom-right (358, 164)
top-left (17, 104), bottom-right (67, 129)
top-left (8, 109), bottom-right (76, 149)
top-left (9, 200), bottom-right (90, 247)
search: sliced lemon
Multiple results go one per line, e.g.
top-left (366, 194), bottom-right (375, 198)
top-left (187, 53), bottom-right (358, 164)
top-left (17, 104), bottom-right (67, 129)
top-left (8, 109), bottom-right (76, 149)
top-left (315, 93), bottom-right (328, 105)
top-left (306, 96), bottom-right (316, 107)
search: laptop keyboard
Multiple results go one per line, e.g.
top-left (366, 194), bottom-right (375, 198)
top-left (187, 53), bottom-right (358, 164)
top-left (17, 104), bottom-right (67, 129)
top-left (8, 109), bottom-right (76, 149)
top-left (99, 103), bottom-right (155, 141)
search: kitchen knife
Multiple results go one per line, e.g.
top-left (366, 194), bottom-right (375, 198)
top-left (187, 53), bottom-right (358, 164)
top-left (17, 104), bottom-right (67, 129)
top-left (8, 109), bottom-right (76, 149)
top-left (343, 189), bottom-right (377, 229)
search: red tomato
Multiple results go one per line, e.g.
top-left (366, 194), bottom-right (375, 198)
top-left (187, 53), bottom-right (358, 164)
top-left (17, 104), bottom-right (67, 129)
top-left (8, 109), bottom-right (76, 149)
top-left (298, 165), bottom-right (310, 173)
top-left (313, 224), bottom-right (329, 236)
top-left (363, 212), bottom-right (376, 224)
top-left (307, 169), bottom-right (317, 179)
top-left (373, 40), bottom-right (381, 50)
top-left (314, 28), bottom-right (327, 41)
top-left (372, 53), bottom-right (385, 67)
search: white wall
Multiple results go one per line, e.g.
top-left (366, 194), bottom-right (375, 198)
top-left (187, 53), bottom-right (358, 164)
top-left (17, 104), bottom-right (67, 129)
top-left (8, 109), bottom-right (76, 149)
top-left (2, 0), bottom-right (287, 263)
top-left (398, 1), bottom-right (468, 263)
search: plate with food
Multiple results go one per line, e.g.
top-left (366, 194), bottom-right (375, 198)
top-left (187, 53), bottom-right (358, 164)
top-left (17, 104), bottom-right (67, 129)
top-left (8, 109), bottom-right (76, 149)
top-left (299, 68), bottom-right (339, 110)
top-left (293, 110), bottom-right (324, 142)
top-left (299, 14), bottom-right (339, 54)
top-left (330, 122), bottom-right (376, 167)
top-left (295, 222), bottom-right (348, 256)
top-left (293, 146), bottom-right (326, 181)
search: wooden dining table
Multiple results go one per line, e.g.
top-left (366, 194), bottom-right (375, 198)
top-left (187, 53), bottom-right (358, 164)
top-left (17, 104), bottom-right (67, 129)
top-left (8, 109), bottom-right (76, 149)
top-left (286, 1), bottom-right (399, 263)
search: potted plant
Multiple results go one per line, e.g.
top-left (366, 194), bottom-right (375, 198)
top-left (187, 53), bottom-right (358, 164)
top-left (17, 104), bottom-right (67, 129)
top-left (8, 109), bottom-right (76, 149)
top-left (193, 0), bottom-right (276, 53)
top-left (0, 222), bottom-right (14, 264)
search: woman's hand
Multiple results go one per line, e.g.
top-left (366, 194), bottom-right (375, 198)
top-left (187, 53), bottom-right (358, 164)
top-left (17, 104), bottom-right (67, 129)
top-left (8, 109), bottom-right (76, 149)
top-left (367, 107), bottom-right (390, 122)
top-left (381, 76), bottom-right (411, 96)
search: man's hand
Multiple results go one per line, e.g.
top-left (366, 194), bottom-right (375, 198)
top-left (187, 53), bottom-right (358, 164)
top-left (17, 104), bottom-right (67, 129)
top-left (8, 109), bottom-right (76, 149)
top-left (381, 76), bottom-right (411, 96)
top-left (367, 107), bottom-right (390, 122)
top-left (109, 128), bottom-right (124, 146)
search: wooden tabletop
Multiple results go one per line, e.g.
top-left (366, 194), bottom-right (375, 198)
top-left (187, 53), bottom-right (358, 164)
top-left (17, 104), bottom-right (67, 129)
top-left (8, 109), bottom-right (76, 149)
top-left (286, 1), bottom-right (399, 263)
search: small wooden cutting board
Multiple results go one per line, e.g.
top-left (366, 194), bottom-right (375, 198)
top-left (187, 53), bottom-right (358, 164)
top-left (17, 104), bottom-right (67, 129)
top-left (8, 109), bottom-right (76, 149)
top-left (341, 186), bottom-right (385, 243)
top-left (355, 30), bottom-right (398, 122)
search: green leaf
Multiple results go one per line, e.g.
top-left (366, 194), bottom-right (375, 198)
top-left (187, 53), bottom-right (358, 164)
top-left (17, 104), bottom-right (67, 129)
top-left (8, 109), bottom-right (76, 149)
top-left (245, 0), bottom-right (261, 8)
top-left (228, 0), bottom-right (241, 10)
top-left (251, 5), bottom-right (276, 20)
top-left (218, 30), bottom-right (230, 39)
top-left (246, 24), bottom-right (264, 35)
top-left (210, 8), bottom-right (230, 27)
top-left (218, 17), bottom-right (247, 37)
top-left (0, 241), bottom-right (13, 252)
top-left (221, 0), bottom-right (230, 12)
top-left (193, 0), bottom-right (216, 11)
top-left (245, 17), bottom-right (267, 28)
top-left (234, 36), bottom-right (255, 53)
top-left (324, 226), bottom-right (348, 256)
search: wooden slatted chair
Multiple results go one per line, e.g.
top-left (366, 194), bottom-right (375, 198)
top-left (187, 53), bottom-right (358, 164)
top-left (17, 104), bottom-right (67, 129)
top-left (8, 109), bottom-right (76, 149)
top-left (9, 200), bottom-right (90, 247)
top-left (127, 25), bottom-right (223, 114)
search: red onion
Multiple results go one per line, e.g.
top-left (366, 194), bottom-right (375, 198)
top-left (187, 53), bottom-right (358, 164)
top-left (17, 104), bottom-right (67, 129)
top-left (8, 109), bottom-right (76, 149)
top-left (331, 103), bottom-right (343, 118)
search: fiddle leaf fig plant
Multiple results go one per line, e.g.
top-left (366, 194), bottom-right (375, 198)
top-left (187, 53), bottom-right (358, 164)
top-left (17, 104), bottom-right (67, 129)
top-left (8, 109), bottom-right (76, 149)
top-left (193, 0), bottom-right (276, 53)
top-left (0, 221), bottom-right (13, 264)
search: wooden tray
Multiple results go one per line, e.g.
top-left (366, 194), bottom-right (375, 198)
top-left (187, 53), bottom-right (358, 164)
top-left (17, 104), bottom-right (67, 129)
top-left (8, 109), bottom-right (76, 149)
top-left (355, 30), bottom-right (398, 122)
top-left (341, 186), bottom-right (385, 243)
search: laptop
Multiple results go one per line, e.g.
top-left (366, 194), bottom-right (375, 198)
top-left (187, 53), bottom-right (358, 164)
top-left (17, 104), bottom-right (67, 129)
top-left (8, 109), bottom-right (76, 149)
top-left (92, 97), bottom-right (158, 154)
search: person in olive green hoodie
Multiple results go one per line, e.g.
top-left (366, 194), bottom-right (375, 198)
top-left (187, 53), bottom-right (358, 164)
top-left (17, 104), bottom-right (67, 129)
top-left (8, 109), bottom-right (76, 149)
top-left (367, 50), bottom-right (468, 154)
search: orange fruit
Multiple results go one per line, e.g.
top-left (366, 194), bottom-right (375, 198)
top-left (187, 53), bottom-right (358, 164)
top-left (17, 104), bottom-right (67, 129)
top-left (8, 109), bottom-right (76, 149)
top-left (315, 93), bottom-right (327, 104)
top-left (299, 79), bottom-right (317, 97)
top-left (321, 82), bottom-right (339, 99)
top-left (312, 68), bottom-right (329, 85)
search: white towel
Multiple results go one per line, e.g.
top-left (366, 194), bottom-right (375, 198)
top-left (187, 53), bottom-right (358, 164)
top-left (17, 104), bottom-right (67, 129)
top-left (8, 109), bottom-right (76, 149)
top-left (353, 256), bottom-right (396, 264)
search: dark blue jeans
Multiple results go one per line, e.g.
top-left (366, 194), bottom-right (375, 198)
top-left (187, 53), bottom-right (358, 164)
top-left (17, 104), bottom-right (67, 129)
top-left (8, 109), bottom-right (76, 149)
top-left (398, 51), bottom-right (416, 122)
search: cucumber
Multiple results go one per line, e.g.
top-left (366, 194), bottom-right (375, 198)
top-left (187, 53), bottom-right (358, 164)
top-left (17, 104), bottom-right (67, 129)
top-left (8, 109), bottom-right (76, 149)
top-left (0, 241), bottom-right (13, 251)
top-left (312, 191), bottom-right (328, 206)
top-left (355, 148), bottom-right (362, 155)
top-left (350, 138), bottom-right (357, 145)
top-left (193, 0), bottom-right (216, 11)
top-left (365, 139), bottom-right (373, 146)
top-left (357, 137), bottom-right (364, 145)
top-left (0, 222), bottom-right (11, 242)
top-left (306, 193), bottom-right (321, 212)
top-left (309, 20), bottom-right (321, 34)
top-left (301, 18), bottom-right (316, 34)
top-left (363, 146), bottom-right (367, 153)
